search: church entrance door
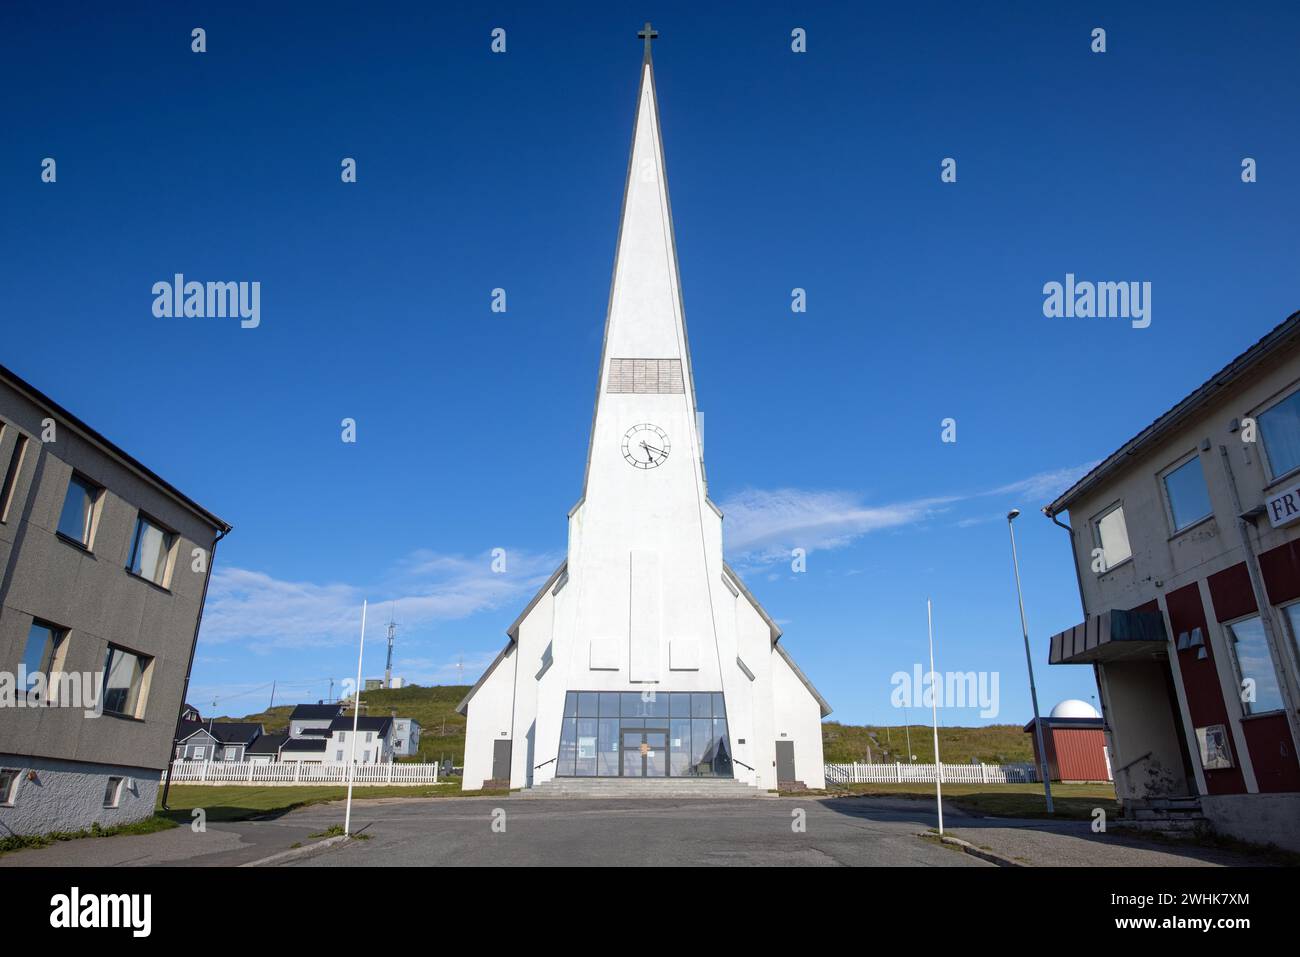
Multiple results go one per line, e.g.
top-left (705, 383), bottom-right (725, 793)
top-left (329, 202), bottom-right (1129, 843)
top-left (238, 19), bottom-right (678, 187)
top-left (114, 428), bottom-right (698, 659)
top-left (622, 728), bottom-right (668, 777)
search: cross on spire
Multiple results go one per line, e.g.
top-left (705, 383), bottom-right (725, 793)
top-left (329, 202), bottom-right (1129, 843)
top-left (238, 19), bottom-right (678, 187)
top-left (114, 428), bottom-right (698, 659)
top-left (638, 21), bottom-right (658, 60)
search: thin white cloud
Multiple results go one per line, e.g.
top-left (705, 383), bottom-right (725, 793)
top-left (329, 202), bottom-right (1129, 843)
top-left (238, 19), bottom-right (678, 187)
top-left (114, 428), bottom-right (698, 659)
top-left (396, 652), bottom-right (500, 686)
top-left (984, 462), bottom-right (1100, 502)
top-left (723, 488), bottom-right (958, 563)
top-left (955, 513), bottom-right (1004, 529)
top-left (201, 548), bottom-right (560, 651)
top-left (721, 461), bottom-right (1096, 567)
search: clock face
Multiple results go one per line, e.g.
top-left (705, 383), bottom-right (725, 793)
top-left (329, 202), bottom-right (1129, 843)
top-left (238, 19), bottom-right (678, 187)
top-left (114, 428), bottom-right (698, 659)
top-left (622, 423), bottom-right (670, 469)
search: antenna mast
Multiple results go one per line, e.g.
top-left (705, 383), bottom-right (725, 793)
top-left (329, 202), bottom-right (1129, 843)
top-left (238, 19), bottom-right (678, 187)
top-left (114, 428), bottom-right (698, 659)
top-left (384, 605), bottom-right (398, 689)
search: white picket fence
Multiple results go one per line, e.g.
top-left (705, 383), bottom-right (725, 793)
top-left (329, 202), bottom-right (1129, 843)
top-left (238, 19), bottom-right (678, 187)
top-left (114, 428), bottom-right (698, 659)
top-left (824, 762), bottom-right (1039, 785)
top-left (168, 760), bottom-right (440, 786)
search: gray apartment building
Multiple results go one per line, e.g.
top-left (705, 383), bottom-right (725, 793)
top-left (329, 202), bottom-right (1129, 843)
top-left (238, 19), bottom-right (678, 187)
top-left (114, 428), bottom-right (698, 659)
top-left (0, 363), bottom-right (229, 836)
top-left (1044, 310), bottom-right (1300, 851)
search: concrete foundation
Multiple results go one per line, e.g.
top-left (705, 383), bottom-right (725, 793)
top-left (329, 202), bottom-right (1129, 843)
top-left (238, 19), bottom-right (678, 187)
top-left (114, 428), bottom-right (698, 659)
top-left (0, 753), bottom-right (160, 837)
top-left (1202, 792), bottom-right (1300, 853)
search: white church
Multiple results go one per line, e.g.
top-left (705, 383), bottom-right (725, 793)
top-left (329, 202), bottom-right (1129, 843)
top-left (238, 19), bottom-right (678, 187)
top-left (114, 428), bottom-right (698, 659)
top-left (458, 29), bottom-right (830, 793)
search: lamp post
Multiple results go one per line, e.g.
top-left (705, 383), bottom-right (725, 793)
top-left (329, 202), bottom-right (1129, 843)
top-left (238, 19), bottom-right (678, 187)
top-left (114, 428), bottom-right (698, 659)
top-left (1007, 509), bottom-right (1054, 814)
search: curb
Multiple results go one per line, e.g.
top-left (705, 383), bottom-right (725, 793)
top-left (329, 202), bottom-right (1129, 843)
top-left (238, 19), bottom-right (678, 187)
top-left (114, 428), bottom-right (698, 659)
top-left (919, 831), bottom-right (1024, 867)
top-left (239, 833), bottom-right (353, 868)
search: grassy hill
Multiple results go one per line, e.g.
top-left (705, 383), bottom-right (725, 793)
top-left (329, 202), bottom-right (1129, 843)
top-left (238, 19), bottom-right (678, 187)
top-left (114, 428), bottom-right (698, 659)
top-left (219, 685), bottom-right (1032, 767)
top-left (821, 721), bottom-right (1033, 764)
top-left (221, 685), bottom-right (469, 764)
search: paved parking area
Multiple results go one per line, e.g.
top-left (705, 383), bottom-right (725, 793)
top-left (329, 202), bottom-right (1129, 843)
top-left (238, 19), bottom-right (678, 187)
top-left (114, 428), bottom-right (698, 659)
top-left (0, 812), bottom-right (327, 867)
top-left (286, 795), bottom-right (990, 867)
top-left (0, 795), bottom-right (1278, 867)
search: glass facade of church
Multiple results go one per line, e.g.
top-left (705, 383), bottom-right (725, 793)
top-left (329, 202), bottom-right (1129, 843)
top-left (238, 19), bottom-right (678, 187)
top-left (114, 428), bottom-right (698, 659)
top-left (556, 691), bottom-right (733, 778)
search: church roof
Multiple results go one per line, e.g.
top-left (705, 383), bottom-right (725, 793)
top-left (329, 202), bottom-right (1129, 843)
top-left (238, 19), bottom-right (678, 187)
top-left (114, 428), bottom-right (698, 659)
top-left (724, 563), bottom-right (832, 718)
top-left (455, 642), bottom-right (512, 716)
top-left (775, 643), bottom-right (833, 719)
top-left (456, 562), bottom-right (567, 715)
top-left (506, 561), bottom-right (568, 641)
top-left (722, 563), bottom-right (782, 642)
top-left (456, 561), bottom-right (832, 718)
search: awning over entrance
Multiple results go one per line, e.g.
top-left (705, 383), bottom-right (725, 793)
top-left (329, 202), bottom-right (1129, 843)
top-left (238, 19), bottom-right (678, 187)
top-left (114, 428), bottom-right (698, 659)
top-left (1049, 608), bottom-right (1168, 664)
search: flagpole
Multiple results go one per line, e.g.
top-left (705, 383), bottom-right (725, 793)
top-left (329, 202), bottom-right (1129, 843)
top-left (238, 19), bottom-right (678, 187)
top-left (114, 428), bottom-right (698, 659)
top-left (344, 599), bottom-right (367, 836)
top-left (928, 598), bottom-right (944, 835)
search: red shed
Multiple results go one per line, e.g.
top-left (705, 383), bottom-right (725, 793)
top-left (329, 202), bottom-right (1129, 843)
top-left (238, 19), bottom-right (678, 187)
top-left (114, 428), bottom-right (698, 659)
top-left (1024, 700), bottom-right (1112, 782)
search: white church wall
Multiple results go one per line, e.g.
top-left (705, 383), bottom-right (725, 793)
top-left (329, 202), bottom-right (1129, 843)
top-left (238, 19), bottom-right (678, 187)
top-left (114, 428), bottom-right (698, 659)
top-left (531, 550), bottom-right (580, 787)
top-left (509, 582), bottom-right (556, 789)
top-left (461, 646), bottom-right (517, 790)
top-left (722, 588), bottom-right (756, 787)
top-left (772, 648), bottom-right (827, 789)
top-left (734, 592), bottom-right (777, 789)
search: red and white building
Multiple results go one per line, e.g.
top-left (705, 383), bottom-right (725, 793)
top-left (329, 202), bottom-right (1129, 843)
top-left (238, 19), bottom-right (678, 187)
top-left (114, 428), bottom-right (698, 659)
top-left (1045, 310), bottom-right (1300, 851)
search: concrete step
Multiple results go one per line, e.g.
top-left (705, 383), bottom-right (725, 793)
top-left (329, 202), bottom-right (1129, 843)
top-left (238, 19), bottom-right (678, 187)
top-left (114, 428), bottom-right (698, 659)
top-left (1132, 807), bottom-right (1205, 820)
top-left (522, 783), bottom-right (759, 793)
top-left (517, 777), bottom-right (768, 799)
top-left (1126, 796), bottom-right (1205, 824)
top-left (1142, 797), bottom-right (1203, 810)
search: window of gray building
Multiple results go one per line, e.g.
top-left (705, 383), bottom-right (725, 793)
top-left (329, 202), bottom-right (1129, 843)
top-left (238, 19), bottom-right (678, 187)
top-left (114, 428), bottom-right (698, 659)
top-left (1281, 603), bottom-right (1300, 662)
top-left (127, 514), bottom-right (174, 586)
top-left (56, 473), bottom-right (100, 546)
top-left (1161, 454), bottom-right (1213, 532)
top-left (0, 433), bottom-right (27, 522)
top-left (20, 620), bottom-right (66, 700)
top-left (1092, 502), bottom-right (1132, 570)
top-left (103, 777), bottom-right (123, 808)
top-left (0, 769), bottom-right (19, 806)
top-left (1224, 615), bottom-right (1285, 714)
top-left (1259, 388), bottom-right (1300, 479)
top-left (102, 645), bottom-right (151, 718)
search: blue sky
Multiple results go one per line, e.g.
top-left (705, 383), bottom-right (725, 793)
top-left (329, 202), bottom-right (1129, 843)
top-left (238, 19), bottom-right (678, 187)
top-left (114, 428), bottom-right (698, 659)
top-left (4, 2), bottom-right (1298, 727)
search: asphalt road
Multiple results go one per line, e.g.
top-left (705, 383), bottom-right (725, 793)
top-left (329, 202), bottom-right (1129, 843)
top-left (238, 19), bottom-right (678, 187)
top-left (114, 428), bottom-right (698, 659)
top-left (0, 795), bottom-right (1277, 867)
top-left (0, 811), bottom-right (328, 867)
top-left (0, 795), bottom-right (987, 867)
top-left (288, 795), bottom-right (990, 867)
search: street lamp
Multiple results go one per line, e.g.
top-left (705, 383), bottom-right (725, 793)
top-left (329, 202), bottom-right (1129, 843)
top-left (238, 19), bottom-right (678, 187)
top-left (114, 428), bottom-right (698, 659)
top-left (1006, 508), bottom-right (1055, 814)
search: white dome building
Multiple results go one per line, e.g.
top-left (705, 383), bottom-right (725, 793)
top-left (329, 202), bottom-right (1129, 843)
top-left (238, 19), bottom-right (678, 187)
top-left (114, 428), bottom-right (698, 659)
top-left (1049, 699), bottom-right (1101, 720)
top-left (1024, 698), bottom-right (1110, 783)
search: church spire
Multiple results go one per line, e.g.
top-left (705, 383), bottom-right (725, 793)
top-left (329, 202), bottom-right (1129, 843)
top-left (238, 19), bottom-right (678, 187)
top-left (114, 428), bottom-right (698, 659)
top-left (578, 24), bottom-right (704, 503)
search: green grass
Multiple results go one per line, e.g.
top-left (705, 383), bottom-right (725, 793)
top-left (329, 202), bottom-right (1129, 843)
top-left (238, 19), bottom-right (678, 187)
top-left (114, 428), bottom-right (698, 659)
top-left (309, 824), bottom-right (346, 839)
top-left (833, 782), bottom-right (1118, 821)
top-left (0, 814), bottom-right (177, 856)
top-left (156, 780), bottom-right (507, 823)
top-left (307, 823), bottom-right (370, 840)
top-left (822, 722), bottom-right (1034, 764)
